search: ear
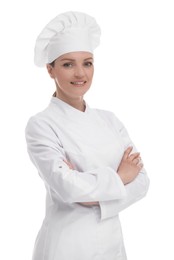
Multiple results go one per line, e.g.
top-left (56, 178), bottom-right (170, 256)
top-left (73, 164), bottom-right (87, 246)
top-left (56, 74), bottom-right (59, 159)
top-left (46, 64), bottom-right (55, 79)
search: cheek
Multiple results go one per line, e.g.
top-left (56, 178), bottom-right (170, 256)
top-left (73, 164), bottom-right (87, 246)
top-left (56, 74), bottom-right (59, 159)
top-left (54, 71), bottom-right (69, 84)
top-left (87, 68), bottom-right (94, 80)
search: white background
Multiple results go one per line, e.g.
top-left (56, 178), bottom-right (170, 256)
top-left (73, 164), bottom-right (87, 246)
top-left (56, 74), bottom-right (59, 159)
top-left (0, 0), bottom-right (173, 259)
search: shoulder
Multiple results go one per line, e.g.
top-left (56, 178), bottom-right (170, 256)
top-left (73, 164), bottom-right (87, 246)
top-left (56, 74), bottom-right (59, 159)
top-left (25, 105), bottom-right (56, 137)
top-left (26, 108), bottom-right (48, 127)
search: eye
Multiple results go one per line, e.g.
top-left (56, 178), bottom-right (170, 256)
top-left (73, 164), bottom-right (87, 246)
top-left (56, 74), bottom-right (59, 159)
top-left (63, 62), bottom-right (73, 68)
top-left (84, 61), bottom-right (93, 67)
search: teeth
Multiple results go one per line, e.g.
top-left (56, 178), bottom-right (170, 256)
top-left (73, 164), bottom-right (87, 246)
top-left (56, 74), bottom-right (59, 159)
top-left (71, 81), bottom-right (86, 85)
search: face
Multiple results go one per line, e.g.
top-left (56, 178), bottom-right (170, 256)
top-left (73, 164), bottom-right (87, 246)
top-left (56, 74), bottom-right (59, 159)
top-left (47, 51), bottom-right (94, 101)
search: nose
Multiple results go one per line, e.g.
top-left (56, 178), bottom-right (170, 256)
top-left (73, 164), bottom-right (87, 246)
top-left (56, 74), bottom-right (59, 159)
top-left (74, 65), bottom-right (85, 78)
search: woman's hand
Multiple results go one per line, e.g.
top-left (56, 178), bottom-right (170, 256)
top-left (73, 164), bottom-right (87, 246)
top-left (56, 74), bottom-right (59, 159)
top-left (63, 159), bottom-right (99, 206)
top-left (117, 147), bottom-right (143, 185)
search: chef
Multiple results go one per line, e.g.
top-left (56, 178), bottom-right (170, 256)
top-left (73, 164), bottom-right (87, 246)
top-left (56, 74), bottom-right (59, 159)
top-left (25, 11), bottom-right (150, 260)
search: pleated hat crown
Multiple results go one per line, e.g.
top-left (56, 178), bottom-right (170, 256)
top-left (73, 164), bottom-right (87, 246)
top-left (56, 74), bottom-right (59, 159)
top-left (34, 11), bottom-right (101, 67)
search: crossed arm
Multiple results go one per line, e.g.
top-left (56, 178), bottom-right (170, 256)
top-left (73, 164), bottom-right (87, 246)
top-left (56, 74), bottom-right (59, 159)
top-left (64, 146), bottom-right (143, 206)
top-left (26, 116), bottom-right (149, 216)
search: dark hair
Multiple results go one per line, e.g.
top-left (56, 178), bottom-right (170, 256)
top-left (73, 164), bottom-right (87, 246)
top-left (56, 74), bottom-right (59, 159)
top-left (49, 60), bottom-right (55, 67)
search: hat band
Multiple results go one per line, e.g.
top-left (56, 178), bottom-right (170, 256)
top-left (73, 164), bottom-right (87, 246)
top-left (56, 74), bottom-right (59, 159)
top-left (47, 28), bottom-right (93, 63)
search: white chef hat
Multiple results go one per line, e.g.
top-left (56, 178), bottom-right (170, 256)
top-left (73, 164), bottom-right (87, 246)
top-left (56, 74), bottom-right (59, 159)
top-left (34, 11), bottom-right (101, 67)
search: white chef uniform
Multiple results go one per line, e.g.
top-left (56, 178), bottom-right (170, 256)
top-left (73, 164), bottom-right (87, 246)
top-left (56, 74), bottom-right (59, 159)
top-left (25, 96), bottom-right (150, 260)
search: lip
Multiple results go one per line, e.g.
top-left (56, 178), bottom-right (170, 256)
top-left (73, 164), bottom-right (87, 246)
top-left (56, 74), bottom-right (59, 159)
top-left (70, 81), bottom-right (87, 86)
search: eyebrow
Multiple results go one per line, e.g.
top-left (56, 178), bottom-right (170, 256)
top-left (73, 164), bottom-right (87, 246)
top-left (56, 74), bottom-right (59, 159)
top-left (60, 57), bottom-right (93, 62)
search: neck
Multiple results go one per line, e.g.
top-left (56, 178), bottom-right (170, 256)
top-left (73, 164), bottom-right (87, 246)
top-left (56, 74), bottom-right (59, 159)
top-left (55, 91), bottom-right (86, 112)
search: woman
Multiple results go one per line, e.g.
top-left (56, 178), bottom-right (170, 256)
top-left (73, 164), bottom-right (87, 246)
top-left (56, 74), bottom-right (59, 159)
top-left (25, 11), bottom-right (150, 260)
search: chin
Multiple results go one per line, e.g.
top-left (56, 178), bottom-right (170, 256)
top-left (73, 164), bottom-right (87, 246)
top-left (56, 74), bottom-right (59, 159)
top-left (71, 86), bottom-right (90, 95)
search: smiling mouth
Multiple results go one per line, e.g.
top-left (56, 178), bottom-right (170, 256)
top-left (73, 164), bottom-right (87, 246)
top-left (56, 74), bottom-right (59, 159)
top-left (70, 81), bottom-right (87, 86)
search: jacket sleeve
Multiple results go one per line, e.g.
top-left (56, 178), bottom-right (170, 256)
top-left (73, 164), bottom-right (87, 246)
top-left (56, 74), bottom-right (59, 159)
top-left (99, 114), bottom-right (150, 220)
top-left (25, 116), bottom-right (126, 204)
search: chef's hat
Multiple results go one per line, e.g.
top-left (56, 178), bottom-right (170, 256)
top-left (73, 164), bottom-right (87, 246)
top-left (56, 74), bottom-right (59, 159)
top-left (34, 11), bottom-right (101, 67)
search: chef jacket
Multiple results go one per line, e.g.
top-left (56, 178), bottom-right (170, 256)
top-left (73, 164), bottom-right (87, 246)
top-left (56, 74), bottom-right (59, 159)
top-left (25, 97), bottom-right (149, 260)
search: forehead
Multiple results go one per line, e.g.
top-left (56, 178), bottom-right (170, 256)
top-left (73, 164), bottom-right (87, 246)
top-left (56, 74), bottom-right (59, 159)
top-left (58, 51), bottom-right (93, 61)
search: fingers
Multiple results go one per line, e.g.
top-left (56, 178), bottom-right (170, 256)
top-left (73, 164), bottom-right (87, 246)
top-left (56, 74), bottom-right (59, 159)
top-left (133, 155), bottom-right (143, 169)
top-left (123, 146), bottom-right (133, 160)
top-left (123, 147), bottom-right (143, 166)
top-left (79, 201), bottom-right (99, 206)
top-left (63, 160), bottom-right (74, 170)
top-left (138, 163), bottom-right (144, 170)
top-left (132, 157), bottom-right (140, 165)
top-left (129, 152), bottom-right (140, 161)
top-left (123, 147), bottom-right (140, 161)
top-left (132, 157), bottom-right (143, 167)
